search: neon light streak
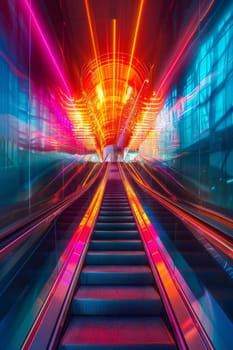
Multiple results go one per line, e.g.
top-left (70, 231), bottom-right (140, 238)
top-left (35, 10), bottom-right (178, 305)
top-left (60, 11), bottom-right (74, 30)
top-left (22, 0), bottom-right (71, 96)
top-left (96, 84), bottom-right (104, 104)
top-left (157, 0), bottom-right (214, 96)
top-left (84, 0), bottom-right (103, 83)
top-left (130, 162), bottom-right (174, 198)
top-left (125, 0), bottom-right (144, 89)
top-left (117, 78), bottom-right (149, 148)
top-left (116, 0), bottom-right (145, 145)
top-left (112, 19), bottom-right (116, 128)
top-left (84, 0), bottom-right (109, 151)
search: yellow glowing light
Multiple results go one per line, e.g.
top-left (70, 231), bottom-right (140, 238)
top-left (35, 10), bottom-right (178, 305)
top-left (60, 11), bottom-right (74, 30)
top-left (96, 84), bottom-right (104, 104)
top-left (123, 85), bottom-right (134, 104)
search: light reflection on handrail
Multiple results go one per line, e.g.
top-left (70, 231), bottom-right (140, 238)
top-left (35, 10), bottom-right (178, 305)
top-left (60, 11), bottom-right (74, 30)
top-left (141, 158), bottom-right (233, 229)
top-left (21, 163), bottom-right (109, 350)
top-left (0, 161), bottom-right (88, 242)
top-left (0, 162), bottom-right (106, 257)
top-left (123, 163), bottom-right (233, 259)
top-left (128, 161), bottom-right (175, 198)
top-left (119, 163), bottom-right (214, 350)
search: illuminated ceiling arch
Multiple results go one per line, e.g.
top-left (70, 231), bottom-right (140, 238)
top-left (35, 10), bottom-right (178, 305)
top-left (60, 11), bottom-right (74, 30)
top-left (80, 52), bottom-right (150, 152)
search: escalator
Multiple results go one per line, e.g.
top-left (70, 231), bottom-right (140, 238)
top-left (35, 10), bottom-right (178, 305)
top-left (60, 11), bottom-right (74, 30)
top-left (0, 164), bottom-right (105, 350)
top-left (121, 166), bottom-right (233, 349)
top-left (58, 164), bottom-right (177, 349)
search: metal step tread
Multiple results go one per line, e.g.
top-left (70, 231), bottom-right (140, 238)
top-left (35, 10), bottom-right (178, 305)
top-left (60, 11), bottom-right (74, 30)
top-left (82, 265), bottom-right (151, 273)
top-left (89, 240), bottom-right (143, 251)
top-left (60, 316), bottom-right (176, 349)
top-left (97, 216), bottom-right (134, 222)
top-left (71, 286), bottom-right (163, 316)
top-left (92, 231), bottom-right (140, 240)
top-left (87, 250), bottom-right (146, 255)
top-left (74, 285), bottom-right (160, 300)
top-left (99, 210), bottom-right (132, 214)
top-left (94, 230), bottom-right (138, 234)
top-left (90, 239), bottom-right (142, 243)
top-left (85, 251), bottom-right (148, 265)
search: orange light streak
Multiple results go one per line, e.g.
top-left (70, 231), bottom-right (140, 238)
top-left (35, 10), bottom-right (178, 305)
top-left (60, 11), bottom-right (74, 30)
top-left (112, 19), bottom-right (116, 133)
top-left (84, 0), bottom-right (102, 83)
top-left (117, 0), bottom-right (145, 145)
top-left (84, 0), bottom-right (108, 152)
top-left (125, 0), bottom-right (144, 89)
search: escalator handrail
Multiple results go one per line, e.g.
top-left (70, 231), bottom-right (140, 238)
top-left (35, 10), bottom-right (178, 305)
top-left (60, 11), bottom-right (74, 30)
top-left (0, 162), bottom-right (106, 257)
top-left (120, 163), bottom-right (214, 350)
top-left (0, 162), bottom-right (92, 243)
top-left (123, 163), bottom-right (233, 259)
top-left (141, 157), bottom-right (233, 228)
top-left (21, 163), bottom-right (109, 350)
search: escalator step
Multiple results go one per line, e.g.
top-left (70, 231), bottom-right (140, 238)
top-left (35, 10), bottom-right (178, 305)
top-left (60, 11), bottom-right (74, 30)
top-left (59, 316), bottom-right (176, 349)
top-left (71, 286), bottom-right (162, 316)
top-left (97, 216), bottom-right (134, 222)
top-left (89, 240), bottom-right (143, 251)
top-left (101, 202), bottom-right (130, 206)
top-left (92, 230), bottom-right (139, 240)
top-left (102, 199), bottom-right (129, 203)
top-left (99, 207), bottom-right (131, 212)
top-left (95, 222), bottom-right (137, 230)
top-left (85, 251), bottom-right (148, 265)
top-left (99, 210), bottom-right (132, 216)
top-left (79, 265), bottom-right (154, 285)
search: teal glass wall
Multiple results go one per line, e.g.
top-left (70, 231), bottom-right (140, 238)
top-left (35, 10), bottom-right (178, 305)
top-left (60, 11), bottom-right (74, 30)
top-left (0, 1), bottom-right (85, 231)
top-left (154, 1), bottom-right (233, 215)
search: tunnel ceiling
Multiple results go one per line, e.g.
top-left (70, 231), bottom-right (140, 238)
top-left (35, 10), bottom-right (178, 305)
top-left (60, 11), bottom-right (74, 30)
top-left (19, 0), bottom-right (214, 156)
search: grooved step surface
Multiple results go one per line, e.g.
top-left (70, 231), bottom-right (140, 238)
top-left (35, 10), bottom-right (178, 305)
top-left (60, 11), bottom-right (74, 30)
top-left (85, 251), bottom-right (147, 265)
top-left (72, 286), bottom-right (162, 316)
top-left (59, 316), bottom-right (176, 349)
top-left (74, 285), bottom-right (159, 300)
top-left (95, 222), bottom-right (137, 230)
top-left (99, 211), bottom-right (132, 216)
top-left (97, 216), bottom-right (134, 222)
top-left (99, 207), bottom-right (131, 211)
top-left (92, 230), bottom-right (139, 240)
top-left (79, 265), bottom-right (154, 285)
top-left (102, 201), bottom-right (129, 204)
top-left (101, 205), bottom-right (129, 209)
top-left (89, 240), bottom-right (143, 251)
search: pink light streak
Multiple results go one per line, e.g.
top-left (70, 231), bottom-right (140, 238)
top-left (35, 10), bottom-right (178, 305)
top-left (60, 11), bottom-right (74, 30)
top-left (156, 0), bottom-right (215, 97)
top-left (21, 0), bottom-right (72, 97)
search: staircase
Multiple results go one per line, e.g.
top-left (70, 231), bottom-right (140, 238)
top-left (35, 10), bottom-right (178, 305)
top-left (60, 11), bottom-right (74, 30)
top-left (59, 165), bottom-right (177, 349)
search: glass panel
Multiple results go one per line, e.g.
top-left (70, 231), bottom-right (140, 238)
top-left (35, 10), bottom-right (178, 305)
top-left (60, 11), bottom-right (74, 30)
top-left (143, 2), bottom-right (233, 216)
